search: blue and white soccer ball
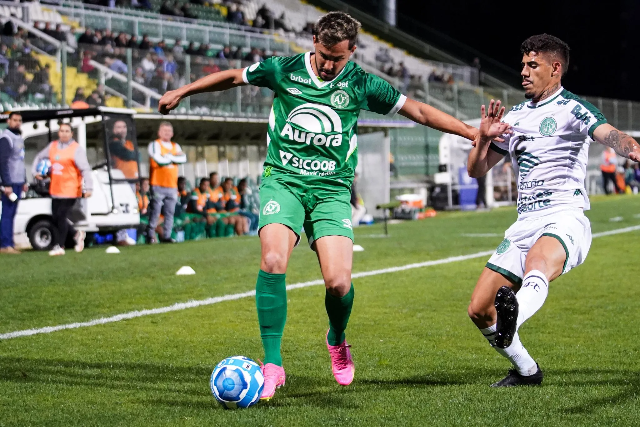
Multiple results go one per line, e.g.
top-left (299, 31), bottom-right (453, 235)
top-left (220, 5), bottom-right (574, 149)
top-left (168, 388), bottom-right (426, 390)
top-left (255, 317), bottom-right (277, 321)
top-left (210, 356), bottom-right (264, 409)
top-left (36, 158), bottom-right (51, 177)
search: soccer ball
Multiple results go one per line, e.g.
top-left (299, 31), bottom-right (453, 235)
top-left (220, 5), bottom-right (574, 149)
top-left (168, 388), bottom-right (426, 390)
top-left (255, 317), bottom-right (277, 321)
top-left (36, 158), bottom-right (51, 177)
top-left (210, 356), bottom-right (264, 409)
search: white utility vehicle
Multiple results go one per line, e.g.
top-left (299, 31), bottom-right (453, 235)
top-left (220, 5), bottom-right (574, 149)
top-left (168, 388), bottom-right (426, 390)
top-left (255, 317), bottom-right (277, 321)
top-left (0, 108), bottom-right (141, 250)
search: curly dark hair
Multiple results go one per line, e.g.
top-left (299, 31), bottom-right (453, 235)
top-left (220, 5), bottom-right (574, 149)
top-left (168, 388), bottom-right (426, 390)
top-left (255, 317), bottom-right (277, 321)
top-left (313, 11), bottom-right (361, 49)
top-left (521, 34), bottom-right (570, 75)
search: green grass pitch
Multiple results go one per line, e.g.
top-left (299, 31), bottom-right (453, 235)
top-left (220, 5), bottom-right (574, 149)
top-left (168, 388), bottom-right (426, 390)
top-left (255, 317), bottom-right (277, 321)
top-left (1, 196), bottom-right (639, 426)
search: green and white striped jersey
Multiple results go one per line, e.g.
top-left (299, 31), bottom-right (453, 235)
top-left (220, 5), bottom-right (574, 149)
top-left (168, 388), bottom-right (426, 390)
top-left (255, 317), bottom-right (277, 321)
top-left (242, 52), bottom-right (405, 189)
top-left (490, 86), bottom-right (607, 218)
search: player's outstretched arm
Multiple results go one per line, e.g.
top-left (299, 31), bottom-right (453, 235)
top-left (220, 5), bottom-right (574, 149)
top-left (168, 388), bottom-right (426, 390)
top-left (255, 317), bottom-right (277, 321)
top-left (398, 98), bottom-right (478, 140)
top-left (592, 124), bottom-right (640, 162)
top-left (467, 100), bottom-right (512, 178)
top-left (158, 69), bottom-right (246, 115)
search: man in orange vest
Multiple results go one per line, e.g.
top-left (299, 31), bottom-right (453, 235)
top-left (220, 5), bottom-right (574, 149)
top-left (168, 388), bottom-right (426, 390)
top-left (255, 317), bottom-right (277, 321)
top-left (145, 121), bottom-right (186, 243)
top-left (108, 120), bottom-right (139, 180)
top-left (32, 123), bottom-right (93, 256)
top-left (600, 147), bottom-right (618, 195)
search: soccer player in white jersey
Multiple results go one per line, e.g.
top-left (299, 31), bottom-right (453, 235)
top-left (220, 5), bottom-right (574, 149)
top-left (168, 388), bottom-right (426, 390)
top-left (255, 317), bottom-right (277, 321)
top-left (467, 34), bottom-right (640, 387)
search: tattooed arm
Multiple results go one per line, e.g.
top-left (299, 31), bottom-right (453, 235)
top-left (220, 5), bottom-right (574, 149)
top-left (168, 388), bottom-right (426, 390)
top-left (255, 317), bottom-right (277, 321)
top-left (593, 124), bottom-right (640, 162)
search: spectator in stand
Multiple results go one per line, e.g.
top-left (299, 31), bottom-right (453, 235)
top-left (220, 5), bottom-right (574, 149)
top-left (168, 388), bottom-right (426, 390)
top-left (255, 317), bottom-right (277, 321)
top-left (100, 29), bottom-right (115, 47)
top-left (78, 29), bottom-right (96, 45)
top-left (172, 39), bottom-right (184, 60)
top-left (0, 44), bottom-right (9, 74)
top-left (127, 35), bottom-right (138, 49)
top-left (202, 58), bottom-right (220, 74)
top-left (81, 50), bottom-right (96, 74)
top-left (32, 123), bottom-right (93, 256)
top-left (114, 32), bottom-right (128, 48)
top-left (601, 147), bottom-right (618, 195)
top-left (133, 67), bottom-right (146, 85)
top-left (181, 2), bottom-right (197, 19)
top-left (398, 61), bottom-right (410, 92)
top-left (156, 72), bottom-right (176, 94)
top-left (139, 34), bottom-right (152, 50)
top-left (255, 4), bottom-right (275, 29)
top-left (244, 47), bottom-right (263, 63)
top-left (86, 89), bottom-right (104, 107)
top-left (185, 42), bottom-right (198, 55)
top-left (140, 52), bottom-right (156, 79)
top-left (231, 46), bottom-right (244, 60)
top-left (197, 43), bottom-right (212, 57)
top-left (31, 63), bottom-right (52, 101)
top-left (226, 4), bottom-right (247, 26)
top-left (4, 64), bottom-right (29, 101)
top-left (54, 24), bottom-right (66, 42)
top-left (105, 56), bottom-right (128, 74)
top-left (73, 87), bottom-right (86, 103)
top-left (145, 121), bottom-right (187, 243)
top-left (163, 53), bottom-right (178, 76)
top-left (216, 46), bottom-right (232, 60)
top-left (274, 12), bottom-right (290, 32)
top-left (2, 19), bottom-right (17, 36)
top-left (160, 0), bottom-right (175, 15)
top-left (153, 40), bottom-right (167, 57)
top-left (94, 30), bottom-right (103, 45)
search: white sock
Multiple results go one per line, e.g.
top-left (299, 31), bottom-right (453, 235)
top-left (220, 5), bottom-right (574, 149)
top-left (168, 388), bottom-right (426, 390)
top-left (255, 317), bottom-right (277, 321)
top-left (478, 325), bottom-right (537, 376)
top-left (516, 270), bottom-right (549, 329)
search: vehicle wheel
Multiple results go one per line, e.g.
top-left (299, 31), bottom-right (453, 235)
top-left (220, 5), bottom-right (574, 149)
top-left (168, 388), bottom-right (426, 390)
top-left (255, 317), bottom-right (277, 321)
top-left (28, 219), bottom-right (57, 251)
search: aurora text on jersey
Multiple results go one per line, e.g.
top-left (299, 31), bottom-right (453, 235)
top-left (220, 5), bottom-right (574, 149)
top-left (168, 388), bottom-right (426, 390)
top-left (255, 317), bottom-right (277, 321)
top-left (489, 87), bottom-right (606, 218)
top-left (242, 52), bottom-right (406, 188)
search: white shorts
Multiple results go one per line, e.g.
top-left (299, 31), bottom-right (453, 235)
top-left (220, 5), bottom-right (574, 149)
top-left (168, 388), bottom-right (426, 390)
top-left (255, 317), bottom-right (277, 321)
top-left (486, 209), bottom-right (592, 284)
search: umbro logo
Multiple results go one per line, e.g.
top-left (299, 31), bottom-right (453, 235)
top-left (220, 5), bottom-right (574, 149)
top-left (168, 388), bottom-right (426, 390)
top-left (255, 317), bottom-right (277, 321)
top-left (287, 88), bottom-right (302, 95)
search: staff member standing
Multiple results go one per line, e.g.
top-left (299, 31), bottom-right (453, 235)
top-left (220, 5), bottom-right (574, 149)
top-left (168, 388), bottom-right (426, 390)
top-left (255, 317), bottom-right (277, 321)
top-left (600, 147), bottom-right (618, 195)
top-left (145, 121), bottom-right (186, 243)
top-left (0, 112), bottom-right (26, 254)
top-left (32, 123), bottom-right (93, 256)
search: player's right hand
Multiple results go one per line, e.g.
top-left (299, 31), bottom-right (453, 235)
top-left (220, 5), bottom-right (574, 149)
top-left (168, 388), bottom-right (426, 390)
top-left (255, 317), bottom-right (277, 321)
top-left (473, 99), bottom-right (512, 147)
top-left (34, 174), bottom-right (44, 181)
top-left (158, 90), bottom-right (182, 115)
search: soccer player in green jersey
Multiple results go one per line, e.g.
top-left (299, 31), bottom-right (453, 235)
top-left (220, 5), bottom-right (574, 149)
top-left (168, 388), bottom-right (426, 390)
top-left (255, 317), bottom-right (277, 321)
top-left (159, 11), bottom-right (508, 400)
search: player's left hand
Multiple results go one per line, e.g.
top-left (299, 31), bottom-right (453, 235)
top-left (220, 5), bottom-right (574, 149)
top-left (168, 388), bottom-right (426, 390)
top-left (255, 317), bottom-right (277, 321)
top-left (472, 99), bottom-right (512, 147)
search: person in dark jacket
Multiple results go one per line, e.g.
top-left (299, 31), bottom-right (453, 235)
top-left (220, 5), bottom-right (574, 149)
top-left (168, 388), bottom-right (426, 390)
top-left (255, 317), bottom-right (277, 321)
top-left (0, 112), bottom-right (26, 254)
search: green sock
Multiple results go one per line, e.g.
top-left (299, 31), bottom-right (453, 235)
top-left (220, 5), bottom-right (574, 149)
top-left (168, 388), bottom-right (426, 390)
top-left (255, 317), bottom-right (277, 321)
top-left (225, 223), bottom-right (235, 237)
top-left (255, 270), bottom-right (287, 366)
top-left (215, 220), bottom-right (226, 238)
top-left (325, 284), bottom-right (354, 346)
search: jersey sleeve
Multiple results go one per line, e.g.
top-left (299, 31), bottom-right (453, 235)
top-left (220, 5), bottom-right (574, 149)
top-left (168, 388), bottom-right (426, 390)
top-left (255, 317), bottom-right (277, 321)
top-left (570, 99), bottom-right (607, 139)
top-left (361, 74), bottom-right (406, 116)
top-left (242, 57), bottom-right (277, 90)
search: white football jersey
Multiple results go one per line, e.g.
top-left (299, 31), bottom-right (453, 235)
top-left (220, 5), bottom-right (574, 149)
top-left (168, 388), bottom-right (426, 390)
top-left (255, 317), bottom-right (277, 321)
top-left (491, 86), bottom-right (607, 219)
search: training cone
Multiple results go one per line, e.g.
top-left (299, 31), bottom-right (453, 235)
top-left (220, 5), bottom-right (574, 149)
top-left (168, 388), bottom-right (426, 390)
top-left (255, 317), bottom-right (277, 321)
top-left (105, 246), bottom-right (120, 254)
top-left (176, 266), bottom-right (196, 275)
top-left (353, 244), bottom-right (365, 252)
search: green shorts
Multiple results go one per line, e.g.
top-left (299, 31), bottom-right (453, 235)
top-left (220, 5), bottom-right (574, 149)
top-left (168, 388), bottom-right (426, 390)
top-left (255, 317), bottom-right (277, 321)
top-left (258, 175), bottom-right (354, 248)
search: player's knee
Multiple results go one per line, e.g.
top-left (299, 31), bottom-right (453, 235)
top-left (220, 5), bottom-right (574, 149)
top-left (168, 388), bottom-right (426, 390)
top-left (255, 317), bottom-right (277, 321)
top-left (324, 275), bottom-right (351, 297)
top-left (467, 300), bottom-right (490, 322)
top-left (261, 250), bottom-right (287, 274)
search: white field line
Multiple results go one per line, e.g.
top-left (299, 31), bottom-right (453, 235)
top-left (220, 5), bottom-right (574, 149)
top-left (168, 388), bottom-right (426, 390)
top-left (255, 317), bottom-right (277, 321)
top-left (2, 224), bottom-right (639, 341)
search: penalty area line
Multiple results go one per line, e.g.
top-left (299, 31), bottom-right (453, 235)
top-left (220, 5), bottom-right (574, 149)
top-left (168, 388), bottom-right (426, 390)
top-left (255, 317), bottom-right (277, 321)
top-left (2, 224), bottom-right (639, 341)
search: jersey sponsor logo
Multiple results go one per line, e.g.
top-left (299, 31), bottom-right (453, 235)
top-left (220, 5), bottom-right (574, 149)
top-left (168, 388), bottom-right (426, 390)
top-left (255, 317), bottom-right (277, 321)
top-left (280, 103), bottom-right (343, 147)
top-left (496, 238), bottom-right (510, 255)
top-left (279, 149), bottom-right (337, 175)
top-left (330, 81), bottom-right (349, 88)
top-left (571, 105), bottom-right (592, 125)
top-left (519, 179), bottom-right (544, 190)
top-left (342, 219), bottom-right (353, 230)
top-left (539, 117), bottom-right (557, 136)
top-left (330, 90), bottom-right (350, 108)
top-left (517, 135), bottom-right (535, 142)
top-left (262, 200), bottom-right (280, 215)
top-left (517, 190), bottom-right (553, 214)
top-left (263, 166), bottom-right (272, 177)
top-left (515, 150), bottom-right (541, 179)
top-left (290, 74), bottom-right (312, 85)
top-left (287, 88), bottom-right (302, 95)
